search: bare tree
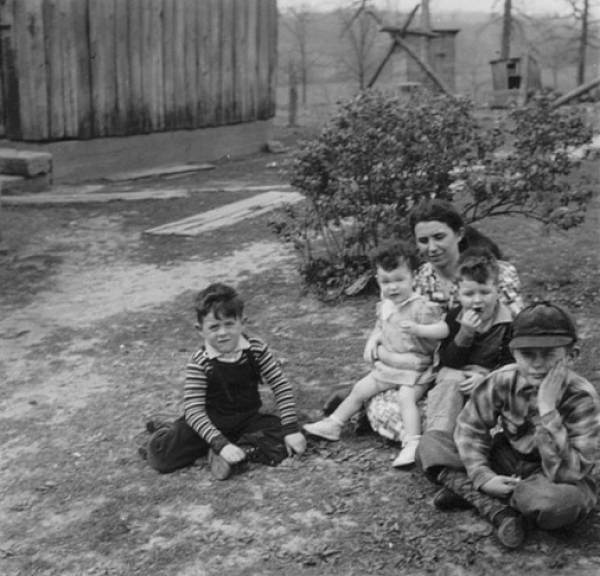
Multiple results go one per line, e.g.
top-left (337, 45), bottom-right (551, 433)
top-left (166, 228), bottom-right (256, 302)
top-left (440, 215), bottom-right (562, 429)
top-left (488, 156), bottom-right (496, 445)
top-left (564, 0), bottom-right (594, 84)
top-left (338, 7), bottom-right (379, 89)
top-left (501, 0), bottom-right (512, 58)
top-left (281, 6), bottom-right (312, 105)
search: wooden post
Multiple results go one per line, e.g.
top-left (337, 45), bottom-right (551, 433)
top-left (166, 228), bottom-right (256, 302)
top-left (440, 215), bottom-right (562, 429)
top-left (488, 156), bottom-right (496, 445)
top-left (501, 0), bottom-right (512, 60)
top-left (420, 0), bottom-right (431, 69)
top-left (551, 76), bottom-right (600, 108)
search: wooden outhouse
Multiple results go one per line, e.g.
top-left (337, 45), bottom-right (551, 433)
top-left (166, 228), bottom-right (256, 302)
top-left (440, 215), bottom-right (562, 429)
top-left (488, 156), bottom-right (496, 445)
top-left (406, 29), bottom-right (459, 93)
top-left (489, 54), bottom-right (542, 108)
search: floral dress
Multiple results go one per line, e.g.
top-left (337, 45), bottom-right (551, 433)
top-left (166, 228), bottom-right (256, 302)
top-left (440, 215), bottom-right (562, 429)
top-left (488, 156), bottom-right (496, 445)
top-left (366, 259), bottom-right (523, 442)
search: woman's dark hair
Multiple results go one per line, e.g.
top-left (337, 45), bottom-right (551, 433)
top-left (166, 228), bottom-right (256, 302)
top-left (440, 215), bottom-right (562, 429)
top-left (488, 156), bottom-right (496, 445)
top-left (461, 226), bottom-right (503, 259)
top-left (408, 199), bottom-right (464, 234)
top-left (195, 283), bottom-right (244, 324)
top-left (409, 198), bottom-right (503, 259)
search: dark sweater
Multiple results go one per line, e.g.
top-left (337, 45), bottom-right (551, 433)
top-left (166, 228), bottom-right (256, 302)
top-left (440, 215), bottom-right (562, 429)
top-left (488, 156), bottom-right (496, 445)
top-left (438, 305), bottom-right (513, 370)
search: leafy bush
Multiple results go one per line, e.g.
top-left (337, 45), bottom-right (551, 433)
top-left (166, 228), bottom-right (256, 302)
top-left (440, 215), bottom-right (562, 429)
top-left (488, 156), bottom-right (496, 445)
top-left (272, 89), bottom-right (594, 298)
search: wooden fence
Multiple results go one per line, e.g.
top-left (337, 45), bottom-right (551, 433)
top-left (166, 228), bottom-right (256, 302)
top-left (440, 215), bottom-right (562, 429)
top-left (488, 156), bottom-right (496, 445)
top-left (0, 0), bottom-right (277, 141)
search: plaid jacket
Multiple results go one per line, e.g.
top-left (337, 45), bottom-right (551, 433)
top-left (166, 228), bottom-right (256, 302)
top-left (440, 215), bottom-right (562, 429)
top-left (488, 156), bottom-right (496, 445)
top-left (455, 364), bottom-right (600, 490)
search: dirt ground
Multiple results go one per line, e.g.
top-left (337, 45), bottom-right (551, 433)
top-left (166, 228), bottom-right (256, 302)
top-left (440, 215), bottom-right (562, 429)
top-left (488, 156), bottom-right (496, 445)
top-left (1, 136), bottom-right (600, 576)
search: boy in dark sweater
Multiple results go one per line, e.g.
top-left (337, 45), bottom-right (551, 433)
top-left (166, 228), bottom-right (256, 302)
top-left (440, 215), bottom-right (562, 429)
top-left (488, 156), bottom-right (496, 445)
top-left (144, 283), bottom-right (306, 479)
top-left (426, 248), bottom-right (514, 432)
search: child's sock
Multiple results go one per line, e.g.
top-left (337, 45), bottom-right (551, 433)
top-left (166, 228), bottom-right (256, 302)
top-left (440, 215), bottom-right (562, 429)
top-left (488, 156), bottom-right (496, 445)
top-left (392, 435), bottom-right (421, 467)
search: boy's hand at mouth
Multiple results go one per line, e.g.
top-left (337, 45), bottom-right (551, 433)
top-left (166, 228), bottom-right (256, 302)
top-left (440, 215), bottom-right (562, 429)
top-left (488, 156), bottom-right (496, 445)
top-left (460, 309), bottom-right (483, 334)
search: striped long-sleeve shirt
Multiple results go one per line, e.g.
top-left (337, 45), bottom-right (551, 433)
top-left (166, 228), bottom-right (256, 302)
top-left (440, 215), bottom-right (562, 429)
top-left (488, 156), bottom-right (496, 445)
top-left (455, 364), bottom-right (600, 491)
top-left (184, 335), bottom-right (299, 452)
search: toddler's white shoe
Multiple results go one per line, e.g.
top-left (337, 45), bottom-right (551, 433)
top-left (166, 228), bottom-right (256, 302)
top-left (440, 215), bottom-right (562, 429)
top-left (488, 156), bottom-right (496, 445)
top-left (392, 437), bottom-right (420, 467)
top-left (303, 417), bottom-right (342, 441)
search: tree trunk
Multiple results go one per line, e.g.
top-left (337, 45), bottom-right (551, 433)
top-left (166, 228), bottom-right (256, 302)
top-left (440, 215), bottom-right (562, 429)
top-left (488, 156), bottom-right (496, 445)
top-left (420, 0), bottom-right (432, 68)
top-left (288, 61), bottom-right (298, 127)
top-left (501, 0), bottom-right (512, 60)
top-left (577, 0), bottom-right (589, 85)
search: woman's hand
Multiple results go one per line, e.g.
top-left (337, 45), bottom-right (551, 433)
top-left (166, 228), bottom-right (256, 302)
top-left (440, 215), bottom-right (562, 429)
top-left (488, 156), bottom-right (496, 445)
top-left (284, 432), bottom-right (307, 456)
top-left (220, 443), bottom-right (247, 464)
top-left (481, 475), bottom-right (520, 497)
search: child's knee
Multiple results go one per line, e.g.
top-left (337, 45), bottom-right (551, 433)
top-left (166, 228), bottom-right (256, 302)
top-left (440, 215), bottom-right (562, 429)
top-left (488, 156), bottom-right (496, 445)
top-left (512, 478), bottom-right (589, 530)
top-left (397, 385), bottom-right (416, 402)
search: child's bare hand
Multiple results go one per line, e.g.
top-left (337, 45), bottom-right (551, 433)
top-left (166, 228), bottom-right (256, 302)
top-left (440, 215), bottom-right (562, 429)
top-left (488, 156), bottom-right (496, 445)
top-left (363, 336), bottom-right (380, 362)
top-left (481, 475), bottom-right (520, 497)
top-left (538, 358), bottom-right (568, 415)
top-left (460, 309), bottom-right (482, 333)
top-left (220, 443), bottom-right (246, 464)
top-left (459, 373), bottom-right (485, 395)
top-left (400, 320), bottom-right (418, 335)
top-left (284, 432), bottom-right (307, 456)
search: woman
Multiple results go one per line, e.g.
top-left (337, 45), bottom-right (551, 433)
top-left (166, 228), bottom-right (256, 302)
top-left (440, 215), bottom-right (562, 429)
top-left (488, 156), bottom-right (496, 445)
top-left (366, 199), bottom-right (523, 442)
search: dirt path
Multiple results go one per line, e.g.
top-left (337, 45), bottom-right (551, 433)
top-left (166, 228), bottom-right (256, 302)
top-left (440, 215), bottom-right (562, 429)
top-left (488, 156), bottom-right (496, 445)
top-left (2, 158), bottom-right (600, 576)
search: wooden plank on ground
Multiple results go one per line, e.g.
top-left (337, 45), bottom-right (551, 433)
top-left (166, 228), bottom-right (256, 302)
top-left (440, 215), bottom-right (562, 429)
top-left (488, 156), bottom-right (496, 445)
top-left (43, 0), bottom-right (65, 139)
top-left (0, 148), bottom-right (52, 176)
top-left (114, 0), bottom-right (130, 135)
top-left (15, 0), bottom-right (48, 140)
top-left (144, 190), bottom-right (305, 236)
top-left (220, 0), bottom-right (234, 124)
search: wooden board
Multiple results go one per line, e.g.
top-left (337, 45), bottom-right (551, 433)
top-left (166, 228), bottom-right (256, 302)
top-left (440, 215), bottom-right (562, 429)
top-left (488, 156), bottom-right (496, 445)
top-left (15, 0), bottom-right (49, 140)
top-left (43, 0), bottom-right (65, 139)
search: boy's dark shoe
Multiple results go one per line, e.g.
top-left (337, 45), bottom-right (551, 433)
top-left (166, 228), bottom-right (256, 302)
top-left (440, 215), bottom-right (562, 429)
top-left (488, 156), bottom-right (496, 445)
top-left (138, 443), bottom-right (148, 460)
top-left (433, 486), bottom-right (472, 511)
top-left (145, 414), bottom-right (172, 434)
top-left (493, 509), bottom-right (526, 549)
top-left (353, 410), bottom-right (373, 436)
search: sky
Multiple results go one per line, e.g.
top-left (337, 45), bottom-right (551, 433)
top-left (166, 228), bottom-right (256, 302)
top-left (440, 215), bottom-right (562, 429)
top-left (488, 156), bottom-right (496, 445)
top-left (278, 0), bottom-right (576, 16)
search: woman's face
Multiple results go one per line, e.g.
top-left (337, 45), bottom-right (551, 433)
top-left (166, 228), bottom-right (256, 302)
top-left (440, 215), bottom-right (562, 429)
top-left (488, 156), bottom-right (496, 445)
top-left (414, 220), bottom-right (463, 272)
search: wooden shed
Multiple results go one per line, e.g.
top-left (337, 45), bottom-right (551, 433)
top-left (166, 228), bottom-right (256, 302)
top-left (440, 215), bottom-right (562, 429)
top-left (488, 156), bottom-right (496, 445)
top-left (0, 0), bottom-right (278, 142)
top-left (489, 54), bottom-right (542, 108)
top-left (406, 28), bottom-right (459, 93)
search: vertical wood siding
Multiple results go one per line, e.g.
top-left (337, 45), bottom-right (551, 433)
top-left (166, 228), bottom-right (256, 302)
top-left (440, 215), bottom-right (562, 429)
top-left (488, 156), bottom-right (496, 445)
top-left (0, 0), bottom-right (277, 141)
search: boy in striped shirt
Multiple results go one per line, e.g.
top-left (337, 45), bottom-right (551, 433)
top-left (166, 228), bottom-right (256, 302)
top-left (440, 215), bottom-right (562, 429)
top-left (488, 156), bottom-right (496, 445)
top-left (145, 283), bottom-right (306, 479)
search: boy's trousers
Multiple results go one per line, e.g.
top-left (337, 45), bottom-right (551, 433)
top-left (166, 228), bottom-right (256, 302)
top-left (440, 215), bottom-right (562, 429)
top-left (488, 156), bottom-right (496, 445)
top-left (418, 430), bottom-right (596, 530)
top-left (424, 368), bottom-right (466, 434)
top-left (147, 412), bottom-right (287, 474)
